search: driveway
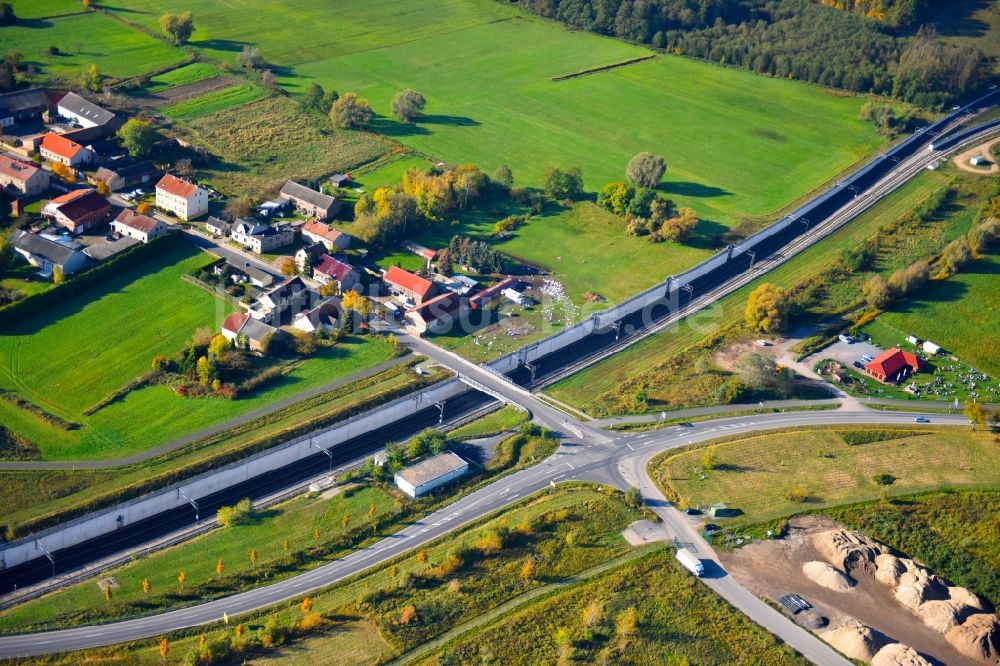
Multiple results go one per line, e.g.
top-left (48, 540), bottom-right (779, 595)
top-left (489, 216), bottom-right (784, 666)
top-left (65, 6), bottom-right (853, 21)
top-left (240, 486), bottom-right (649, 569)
top-left (804, 339), bottom-right (883, 371)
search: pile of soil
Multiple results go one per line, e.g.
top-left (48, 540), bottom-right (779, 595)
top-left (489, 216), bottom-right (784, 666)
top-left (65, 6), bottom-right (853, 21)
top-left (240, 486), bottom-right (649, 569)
top-left (821, 619), bottom-right (890, 661)
top-left (871, 643), bottom-right (933, 666)
top-left (802, 560), bottom-right (856, 592)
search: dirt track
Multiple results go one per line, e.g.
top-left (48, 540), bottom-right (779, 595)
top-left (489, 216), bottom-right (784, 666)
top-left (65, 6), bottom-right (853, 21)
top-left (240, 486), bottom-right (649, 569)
top-left (952, 137), bottom-right (1000, 174)
top-left (135, 77), bottom-right (239, 108)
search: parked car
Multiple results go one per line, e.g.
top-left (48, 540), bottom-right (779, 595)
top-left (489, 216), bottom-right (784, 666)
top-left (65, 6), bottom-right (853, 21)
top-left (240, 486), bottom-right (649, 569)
top-left (839, 334), bottom-right (854, 344)
top-left (853, 361), bottom-right (863, 368)
top-left (684, 508), bottom-right (702, 515)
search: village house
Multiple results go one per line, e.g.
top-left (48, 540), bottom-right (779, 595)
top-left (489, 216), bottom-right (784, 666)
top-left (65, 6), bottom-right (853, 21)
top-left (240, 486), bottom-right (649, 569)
top-left (292, 298), bottom-right (341, 334)
top-left (0, 88), bottom-right (50, 128)
top-left (864, 348), bottom-right (923, 384)
top-left (295, 241), bottom-right (326, 272)
top-left (279, 180), bottom-right (341, 220)
top-left (301, 219), bottom-right (351, 251)
top-left (0, 155), bottom-right (50, 197)
top-left (405, 291), bottom-right (468, 335)
top-left (220, 312), bottom-right (280, 354)
top-left (248, 276), bottom-right (310, 324)
top-left (91, 160), bottom-right (160, 192)
top-left (313, 254), bottom-right (360, 293)
top-left (111, 209), bottom-right (168, 243)
top-left (214, 258), bottom-right (274, 289)
top-left (230, 218), bottom-right (295, 254)
top-left (383, 265), bottom-right (436, 305)
top-left (205, 216), bottom-right (232, 237)
top-left (43, 188), bottom-right (111, 234)
top-left (155, 174), bottom-right (208, 220)
top-left (56, 92), bottom-right (122, 134)
top-left (11, 229), bottom-right (88, 278)
top-left (39, 132), bottom-right (92, 167)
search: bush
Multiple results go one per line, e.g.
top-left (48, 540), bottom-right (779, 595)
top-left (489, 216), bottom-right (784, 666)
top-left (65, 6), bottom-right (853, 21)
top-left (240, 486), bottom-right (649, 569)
top-left (786, 487), bottom-right (808, 502)
top-left (873, 473), bottom-right (896, 485)
top-left (217, 498), bottom-right (254, 527)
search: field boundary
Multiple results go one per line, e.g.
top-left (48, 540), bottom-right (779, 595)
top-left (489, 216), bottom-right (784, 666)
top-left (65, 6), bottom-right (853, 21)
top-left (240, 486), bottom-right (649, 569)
top-left (550, 55), bottom-right (657, 81)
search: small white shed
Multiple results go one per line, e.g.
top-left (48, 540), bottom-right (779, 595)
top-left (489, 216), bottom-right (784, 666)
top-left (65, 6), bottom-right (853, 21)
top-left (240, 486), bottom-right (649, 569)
top-left (394, 452), bottom-right (469, 498)
top-left (906, 335), bottom-right (919, 346)
top-left (970, 155), bottom-right (987, 167)
top-left (922, 340), bottom-right (941, 355)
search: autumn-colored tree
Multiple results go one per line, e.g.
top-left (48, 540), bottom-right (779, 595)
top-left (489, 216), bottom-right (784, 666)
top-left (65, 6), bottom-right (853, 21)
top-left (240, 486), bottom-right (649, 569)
top-left (341, 513), bottom-right (350, 528)
top-left (448, 579), bottom-right (461, 593)
top-left (390, 565), bottom-right (399, 578)
top-left (301, 596), bottom-right (313, 614)
top-left (52, 264), bottom-right (64, 285)
top-left (159, 637), bottom-right (168, 664)
top-left (136, 202), bottom-right (152, 215)
top-left (399, 605), bottom-right (417, 625)
top-left (615, 606), bottom-right (638, 650)
top-left (520, 556), bottom-right (536, 582)
top-left (142, 578), bottom-right (151, 595)
top-left (50, 162), bottom-right (75, 183)
top-left (863, 275), bottom-right (892, 309)
top-left (416, 549), bottom-right (428, 564)
top-left (249, 548), bottom-right (258, 567)
top-left (330, 92), bottom-right (372, 129)
top-left (177, 570), bottom-right (186, 592)
top-left (744, 283), bottom-right (789, 334)
top-left (964, 401), bottom-right (987, 430)
top-left (196, 355), bottom-right (214, 386)
top-left (278, 256), bottom-right (297, 277)
top-left (159, 11), bottom-right (194, 44)
top-left (96, 181), bottom-right (111, 196)
top-left (216, 558), bottom-right (224, 580)
top-left (81, 62), bottom-right (101, 92)
top-left (234, 623), bottom-right (245, 637)
top-left (582, 599), bottom-right (604, 627)
top-left (313, 527), bottom-right (320, 544)
top-left (701, 449), bottom-right (717, 471)
top-left (208, 334), bottom-right (231, 356)
top-left (104, 585), bottom-right (113, 604)
top-left (660, 207), bottom-right (698, 243)
top-left (368, 503), bottom-right (376, 518)
top-left (283, 539), bottom-right (290, 558)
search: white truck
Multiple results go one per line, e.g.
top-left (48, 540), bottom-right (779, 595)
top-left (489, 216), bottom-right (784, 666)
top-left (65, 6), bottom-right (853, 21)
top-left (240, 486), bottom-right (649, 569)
top-left (676, 548), bottom-right (704, 577)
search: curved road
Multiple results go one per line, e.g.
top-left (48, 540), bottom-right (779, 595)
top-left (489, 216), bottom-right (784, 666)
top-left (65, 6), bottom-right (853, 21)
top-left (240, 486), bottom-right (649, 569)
top-left (0, 408), bottom-right (969, 663)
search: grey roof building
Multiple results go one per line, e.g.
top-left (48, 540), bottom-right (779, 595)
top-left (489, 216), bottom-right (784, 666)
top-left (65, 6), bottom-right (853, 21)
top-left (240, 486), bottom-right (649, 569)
top-left (0, 89), bottom-right (50, 126)
top-left (280, 180), bottom-right (341, 220)
top-left (394, 452), bottom-right (470, 498)
top-left (57, 92), bottom-right (117, 128)
top-left (11, 230), bottom-right (88, 277)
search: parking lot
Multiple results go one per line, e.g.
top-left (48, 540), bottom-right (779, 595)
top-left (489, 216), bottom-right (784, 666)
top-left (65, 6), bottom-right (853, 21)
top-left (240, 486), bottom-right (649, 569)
top-left (804, 338), bottom-right (883, 370)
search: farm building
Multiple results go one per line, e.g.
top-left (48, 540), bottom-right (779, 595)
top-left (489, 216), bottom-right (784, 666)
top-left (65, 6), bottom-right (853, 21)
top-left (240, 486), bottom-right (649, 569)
top-left (470, 277), bottom-right (520, 310)
top-left (0, 155), bottom-right (50, 197)
top-left (91, 161), bottom-right (160, 192)
top-left (864, 348), bottom-right (922, 384)
top-left (111, 209), bottom-right (168, 243)
top-left (384, 265), bottom-right (436, 305)
top-left (312, 254), bottom-right (360, 293)
top-left (405, 292), bottom-right (468, 335)
top-left (56, 92), bottom-right (120, 133)
top-left (280, 180), bottom-right (341, 220)
top-left (0, 88), bottom-right (50, 128)
top-left (402, 240), bottom-right (437, 269)
top-left (302, 219), bottom-right (351, 251)
top-left (43, 188), bottom-right (111, 234)
top-left (394, 451), bottom-right (469, 498)
top-left (922, 340), bottom-right (942, 355)
top-left (39, 132), bottom-right (92, 167)
top-left (10, 229), bottom-right (87, 278)
top-left (155, 174), bottom-right (208, 221)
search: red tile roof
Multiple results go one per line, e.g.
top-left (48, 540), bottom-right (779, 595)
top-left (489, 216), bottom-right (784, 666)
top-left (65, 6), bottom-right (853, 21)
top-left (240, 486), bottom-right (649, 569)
top-left (0, 155), bottom-right (42, 182)
top-left (156, 173), bottom-right (200, 198)
top-left (865, 348), bottom-right (921, 380)
top-left (303, 219), bottom-right (343, 243)
top-left (50, 188), bottom-right (90, 205)
top-left (314, 254), bottom-right (355, 282)
top-left (222, 312), bottom-right (249, 335)
top-left (384, 265), bottom-right (434, 298)
top-left (115, 208), bottom-right (160, 233)
top-left (40, 132), bottom-right (84, 160)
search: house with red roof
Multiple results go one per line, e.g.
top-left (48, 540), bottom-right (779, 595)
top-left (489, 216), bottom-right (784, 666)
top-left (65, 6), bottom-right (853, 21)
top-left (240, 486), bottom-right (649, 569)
top-left (111, 209), bottom-right (168, 243)
top-left (155, 174), bottom-right (208, 220)
top-left (312, 254), bottom-right (359, 294)
top-left (383, 265), bottom-right (436, 305)
top-left (0, 155), bottom-right (50, 197)
top-left (42, 188), bottom-right (110, 234)
top-left (864, 347), bottom-right (922, 384)
top-left (39, 132), bottom-right (92, 167)
top-left (220, 311), bottom-right (280, 354)
top-left (302, 219), bottom-right (351, 251)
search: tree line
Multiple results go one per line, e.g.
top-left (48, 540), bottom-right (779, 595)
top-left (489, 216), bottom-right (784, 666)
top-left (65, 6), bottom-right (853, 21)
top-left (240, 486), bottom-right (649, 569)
top-left (510, 0), bottom-right (987, 107)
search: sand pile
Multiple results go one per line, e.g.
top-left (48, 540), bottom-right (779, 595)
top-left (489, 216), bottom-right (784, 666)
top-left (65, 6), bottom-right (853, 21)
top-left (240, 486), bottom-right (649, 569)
top-left (945, 613), bottom-right (1000, 662)
top-left (948, 586), bottom-right (986, 611)
top-left (812, 528), bottom-right (886, 576)
top-left (821, 619), bottom-right (890, 661)
top-left (870, 643), bottom-right (932, 666)
top-left (802, 560), bottom-right (856, 592)
top-left (916, 599), bottom-right (977, 633)
top-left (894, 568), bottom-right (949, 610)
top-left (874, 554), bottom-right (908, 587)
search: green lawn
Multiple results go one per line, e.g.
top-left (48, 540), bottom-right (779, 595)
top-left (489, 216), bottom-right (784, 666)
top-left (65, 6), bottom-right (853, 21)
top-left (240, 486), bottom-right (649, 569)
top-left (656, 428), bottom-right (1000, 523)
top-left (0, 242), bottom-right (399, 461)
top-left (160, 83), bottom-right (269, 119)
top-left (141, 62), bottom-right (220, 93)
top-left (6, 0), bottom-right (81, 20)
top-left (5, 10), bottom-right (186, 82)
top-left (106, 0), bottom-right (884, 228)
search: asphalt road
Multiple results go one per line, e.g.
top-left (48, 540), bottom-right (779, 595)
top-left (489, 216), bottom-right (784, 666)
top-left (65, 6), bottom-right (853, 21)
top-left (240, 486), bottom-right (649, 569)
top-left (0, 408), bottom-right (969, 661)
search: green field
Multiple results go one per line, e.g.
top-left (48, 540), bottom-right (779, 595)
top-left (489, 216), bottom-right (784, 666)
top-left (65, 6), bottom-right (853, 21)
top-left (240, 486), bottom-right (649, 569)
top-left (160, 83), bottom-right (268, 119)
top-left (4, 7), bottom-right (186, 81)
top-left (105, 0), bottom-right (884, 229)
top-left (142, 62), bottom-right (220, 93)
top-left (656, 428), bottom-right (1000, 523)
top-left (0, 242), bottom-right (399, 461)
top-left (5, 0), bottom-right (81, 20)
top-left (546, 166), bottom-right (998, 414)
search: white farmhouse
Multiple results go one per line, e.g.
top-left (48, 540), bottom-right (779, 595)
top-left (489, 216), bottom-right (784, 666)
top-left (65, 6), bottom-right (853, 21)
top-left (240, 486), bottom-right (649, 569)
top-left (155, 174), bottom-right (208, 221)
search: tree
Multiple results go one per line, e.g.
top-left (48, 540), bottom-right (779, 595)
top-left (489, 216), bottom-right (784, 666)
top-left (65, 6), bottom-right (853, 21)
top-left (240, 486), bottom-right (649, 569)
top-left (313, 527), bottom-right (320, 544)
top-left (142, 578), bottom-right (151, 595)
top-left (117, 118), bottom-right (159, 158)
top-left (159, 12), bottom-right (194, 44)
top-left (391, 89), bottom-right (426, 122)
top-left (51, 264), bottom-right (64, 285)
top-left (624, 487), bottom-right (642, 509)
top-left (249, 547), bottom-right (258, 567)
top-left (964, 401), bottom-right (987, 430)
top-left (136, 202), bottom-right (152, 215)
top-left (196, 355), bottom-right (214, 386)
top-left (175, 157), bottom-right (194, 176)
top-left (81, 62), bottom-right (101, 91)
top-left (626, 152), bottom-right (666, 189)
top-left (596, 181), bottom-right (635, 217)
top-left (330, 92), bottom-right (371, 129)
top-left (208, 334), bottom-right (230, 356)
top-left (341, 513), bottom-right (350, 528)
top-left (859, 102), bottom-right (896, 135)
top-left (260, 69), bottom-right (277, 93)
top-left (0, 3), bottom-right (14, 25)
top-left (520, 556), bottom-right (536, 582)
top-left (400, 605), bottom-right (417, 624)
top-left (939, 237), bottom-right (972, 275)
top-left (863, 275), bottom-right (892, 309)
top-left (223, 196), bottom-right (252, 221)
top-left (701, 449), bottom-right (717, 471)
top-left (216, 558), bottom-right (224, 580)
top-left (660, 207), bottom-right (698, 243)
top-left (104, 585), bottom-right (113, 604)
top-left (543, 166), bottom-right (583, 200)
top-left (283, 539), bottom-right (290, 558)
top-left (493, 164), bottom-right (513, 189)
top-left (582, 599), bottom-right (604, 628)
top-left (237, 46), bottom-right (264, 70)
top-left (417, 549), bottom-right (428, 564)
top-left (301, 596), bottom-right (313, 614)
top-left (887, 260), bottom-right (929, 297)
top-left (368, 503), bottom-right (376, 518)
top-left (302, 82), bottom-right (326, 111)
top-left (159, 637), bottom-right (168, 664)
top-left (745, 283), bottom-right (789, 334)
top-left (615, 607), bottom-right (638, 647)
top-left (177, 570), bottom-right (186, 593)
top-left (95, 181), bottom-right (111, 196)
top-left (278, 256), bottom-right (297, 276)
top-left (734, 352), bottom-right (793, 398)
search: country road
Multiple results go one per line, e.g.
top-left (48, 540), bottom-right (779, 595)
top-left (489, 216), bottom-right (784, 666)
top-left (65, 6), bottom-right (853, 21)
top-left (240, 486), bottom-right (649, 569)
top-left (0, 408), bottom-right (970, 662)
